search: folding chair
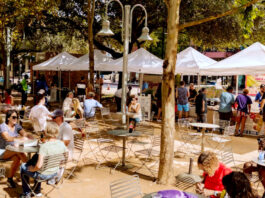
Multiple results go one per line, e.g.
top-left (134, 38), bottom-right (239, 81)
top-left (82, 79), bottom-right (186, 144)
top-left (0, 160), bottom-right (7, 178)
top-left (22, 152), bottom-right (69, 198)
top-left (134, 135), bottom-right (160, 179)
top-left (66, 136), bottom-right (85, 180)
top-left (110, 175), bottom-right (142, 198)
top-left (100, 107), bottom-right (120, 126)
top-left (220, 146), bottom-right (239, 171)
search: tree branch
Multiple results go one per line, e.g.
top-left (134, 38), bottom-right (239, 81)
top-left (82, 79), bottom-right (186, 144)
top-left (179, 0), bottom-right (260, 30)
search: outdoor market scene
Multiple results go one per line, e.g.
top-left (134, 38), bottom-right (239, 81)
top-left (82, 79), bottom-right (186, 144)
top-left (0, 0), bottom-right (265, 197)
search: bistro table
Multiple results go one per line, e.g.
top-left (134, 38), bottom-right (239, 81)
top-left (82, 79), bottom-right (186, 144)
top-left (6, 145), bottom-right (39, 158)
top-left (142, 190), bottom-right (205, 198)
top-left (189, 123), bottom-right (219, 152)
top-left (108, 129), bottom-right (141, 168)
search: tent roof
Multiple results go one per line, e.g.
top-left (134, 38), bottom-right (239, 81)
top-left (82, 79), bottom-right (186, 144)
top-left (97, 48), bottom-right (164, 74)
top-left (63, 49), bottom-right (113, 71)
top-left (200, 42), bottom-right (265, 75)
top-left (175, 47), bottom-right (217, 75)
top-left (33, 52), bottom-right (77, 71)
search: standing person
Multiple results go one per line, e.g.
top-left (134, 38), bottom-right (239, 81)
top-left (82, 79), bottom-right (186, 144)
top-left (188, 83), bottom-right (197, 103)
top-left (234, 89), bottom-right (252, 137)
top-left (62, 92), bottom-right (74, 117)
top-left (176, 81), bottom-right (190, 119)
top-left (95, 74), bottom-right (103, 101)
top-left (75, 76), bottom-right (86, 102)
top-left (155, 83), bottom-right (162, 121)
top-left (255, 84), bottom-right (265, 105)
top-left (19, 124), bottom-right (67, 198)
top-left (2, 89), bottom-right (14, 106)
top-left (218, 86), bottom-right (235, 132)
top-left (126, 85), bottom-right (132, 106)
top-left (29, 94), bottom-right (51, 133)
top-left (259, 91), bottom-right (265, 136)
top-left (21, 74), bottom-right (29, 106)
top-left (115, 88), bottom-right (122, 112)
top-left (195, 88), bottom-right (207, 131)
top-left (84, 92), bottom-right (103, 119)
top-left (0, 110), bottom-right (33, 188)
top-left (51, 109), bottom-right (74, 159)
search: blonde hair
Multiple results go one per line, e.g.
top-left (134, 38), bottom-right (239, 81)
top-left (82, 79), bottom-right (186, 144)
top-left (44, 122), bottom-right (59, 139)
top-left (198, 151), bottom-right (219, 177)
top-left (72, 98), bottom-right (84, 118)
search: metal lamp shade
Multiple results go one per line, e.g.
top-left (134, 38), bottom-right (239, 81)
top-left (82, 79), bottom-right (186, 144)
top-left (137, 27), bottom-right (152, 42)
top-left (97, 19), bottom-right (114, 36)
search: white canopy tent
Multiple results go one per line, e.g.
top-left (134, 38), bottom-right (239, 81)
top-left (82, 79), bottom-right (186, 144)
top-left (62, 49), bottom-right (113, 71)
top-left (33, 52), bottom-right (77, 71)
top-left (200, 42), bottom-right (265, 75)
top-left (175, 47), bottom-right (217, 75)
top-left (97, 48), bottom-right (164, 74)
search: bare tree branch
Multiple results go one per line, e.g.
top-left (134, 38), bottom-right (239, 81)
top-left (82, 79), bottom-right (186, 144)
top-left (179, 0), bottom-right (260, 30)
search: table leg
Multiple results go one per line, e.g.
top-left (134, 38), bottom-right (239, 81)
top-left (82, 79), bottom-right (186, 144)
top-left (122, 137), bottom-right (126, 166)
top-left (201, 129), bottom-right (205, 153)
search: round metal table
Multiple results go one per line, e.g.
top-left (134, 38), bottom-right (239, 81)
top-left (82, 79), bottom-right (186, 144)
top-left (189, 123), bottom-right (219, 152)
top-left (108, 130), bottom-right (141, 167)
top-left (6, 145), bottom-right (39, 158)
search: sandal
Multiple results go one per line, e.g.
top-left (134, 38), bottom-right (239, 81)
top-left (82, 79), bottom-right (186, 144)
top-left (234, 133), bottom-right (240, 137)
top-left (239, 134), bottom-right (244, 137)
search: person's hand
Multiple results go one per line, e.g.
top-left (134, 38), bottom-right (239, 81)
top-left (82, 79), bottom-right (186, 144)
top-left (195, 183), bottom-right (204, 194)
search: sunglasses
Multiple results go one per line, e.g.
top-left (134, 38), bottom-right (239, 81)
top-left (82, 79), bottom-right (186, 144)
top-left (11, 116), bottom-right (18, 119)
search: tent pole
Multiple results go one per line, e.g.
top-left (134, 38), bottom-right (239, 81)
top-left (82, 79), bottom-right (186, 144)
top-left (181, 73), bottom-right (183, 81)
top-left (68, 71), bottom-right (70, 90)
top-left (59, 70), bottom-right (62, 103)
top-left (236, 75), bottom-right (239, 96)
top-left (197, 73), bottom-right (201, 88)
top-left (139, 73), bottom-right (144, 95)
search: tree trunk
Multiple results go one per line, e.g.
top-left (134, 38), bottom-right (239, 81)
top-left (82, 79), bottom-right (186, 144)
top-left (158, 0), bottom-right (180, 185)
top-left (88, 0), bottom-right (95, 86)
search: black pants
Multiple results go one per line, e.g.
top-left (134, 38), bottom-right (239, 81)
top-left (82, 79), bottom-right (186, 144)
top-left (115, 96), bottom-right (121, 112)
top-left (21, 90), bottom-right (27, 106)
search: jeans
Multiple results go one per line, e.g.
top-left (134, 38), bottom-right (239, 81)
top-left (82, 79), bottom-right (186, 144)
top-left (20, 163), bottom-right (56, 195)
top-left (21, 90), bottom-right (27, 106)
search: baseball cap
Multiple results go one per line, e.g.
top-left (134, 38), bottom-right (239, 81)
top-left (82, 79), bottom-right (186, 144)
top-left (51, 109), bottom-right (64, 118)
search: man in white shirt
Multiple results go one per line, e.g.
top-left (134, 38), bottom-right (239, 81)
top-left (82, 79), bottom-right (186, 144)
top-left (29, 94), bottom-right (51, 132)
top-left (51, 109), bottom-right (74, 159)
top-left (62, 92), bottom-right (74, 117)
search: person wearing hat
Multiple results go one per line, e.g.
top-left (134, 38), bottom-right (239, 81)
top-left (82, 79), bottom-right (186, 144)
top-left (255, 84), bottom-right (265, 106)
top-left (84, 92), bottom-right (103, 118)
top-left (51, 109), bottom-right (74, 159)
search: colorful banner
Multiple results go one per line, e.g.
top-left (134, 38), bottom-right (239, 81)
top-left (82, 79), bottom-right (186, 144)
top-left (246, 75), bottom-right (265, 96)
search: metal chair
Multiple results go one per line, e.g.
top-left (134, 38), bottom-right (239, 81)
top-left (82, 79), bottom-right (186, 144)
top-left (22, 152), bottom-right (69, 198)
top-left (100, 107), bottom-right (120, 125)
top-left (110, 175), bottom-right (142, 198)
top-left (220, 146), bottom-right (238, 170)
top-left (0, 160), bottom-right (6, 178)
top-left (66, 136), bottom-right (85, 180)
top-left (134, 135), bottom-right (161, 179)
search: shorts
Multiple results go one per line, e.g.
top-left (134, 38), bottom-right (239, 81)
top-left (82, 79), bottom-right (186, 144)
top-left (177, 103), bottom-right (189, 112)
top-left (219, 111), bottom-right (232, 121)
top-left (0, 149), bottom-right (5, 159)
top-left (197, 113), bottom-right (207, 123)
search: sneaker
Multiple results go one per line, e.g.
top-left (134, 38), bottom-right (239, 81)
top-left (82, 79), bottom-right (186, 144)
top-left (19, 194), bottom-right (31, 198)
top-left (157, 119), bottom-right (161, 122)
top-left (35, 193), bottom-right (43, 197)
top-left (7, 178), bottom-right (17, 188)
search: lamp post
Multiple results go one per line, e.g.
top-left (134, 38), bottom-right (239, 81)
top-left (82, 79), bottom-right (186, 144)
top-left (97, 1), bottom-right (152, 126)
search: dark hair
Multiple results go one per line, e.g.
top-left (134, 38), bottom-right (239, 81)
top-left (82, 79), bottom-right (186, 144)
top-left (222, 172), bottom-right (255, 198)
top-left (36, 93), bottom-right (45, 104)
top-left (24, 74), bottom-right (29, 79)
top-left (5, 110), bottom-right (18, 124)
top-left (260, 84), bottom-right (265, 89)
top-left (81, 76), bottom-right (85, 80)
top-left (180, 81), bottom-right (185, 86)
top-left (227, 86), bottom-right (233, 92)
top-left (200, 88), bottom-right (206, 93)
top-left (5, 89), bottom-right (12, 96)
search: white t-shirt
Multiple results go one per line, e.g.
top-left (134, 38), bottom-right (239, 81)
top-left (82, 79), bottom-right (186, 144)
top-left (62, 97), bottom-right (73, 112)
top-left (29, 104), bottom-right (50, 132)
top-left (58, 122), bottom-right (74, 159)
top-left (115, 88), bottom-right (128, 98)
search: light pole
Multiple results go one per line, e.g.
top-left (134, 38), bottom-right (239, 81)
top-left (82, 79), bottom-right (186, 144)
top-left (97, 1), bottom-right (152, 126)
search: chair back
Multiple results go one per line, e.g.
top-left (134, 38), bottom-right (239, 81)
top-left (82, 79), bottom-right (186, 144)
top-left (219, 120), bottom-right (230, 130)
top-left (177, 118), bottom-right (190, 131)
top-left (39, 152), bottom-right (69, 174)
top-left (220, 147), bottom-right (235, 167)
top-left (224, 125), bottom-right (236, 136)
top-left (110, 175), bottom-right (142, 198)
top-left (101, 107), bottom-right (110, 116)
top-left (152, 135), bottom-right (161, 147)
top-left (74, 136), bottom-right (85, 152)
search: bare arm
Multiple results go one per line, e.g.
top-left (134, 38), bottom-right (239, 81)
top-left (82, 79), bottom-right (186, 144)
top-left (248, 104), bottom-right (251, 114)
top-left (134, 104), bottom-right (141, 113)
top-left (175, 89), bottom-right (178, 99)
top-left (63, 140), bottom-right (70, 146)
top-left (28, 154), bottom-right (44, 172)
top-left (1, 132), bottom-right (16, 142)
top-left (19, 129), bottom-right (34, 139)
top-left (128, 104), bottom-right (132, 112)
top-left (260, 99), bottom-right (265, 110)
top-left (202, 100), bottom-right (205, 112)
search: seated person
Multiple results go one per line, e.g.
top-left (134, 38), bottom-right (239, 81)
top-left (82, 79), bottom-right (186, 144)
top-left (62, 92), bottom-right (74, 118)
top-left (196, 151), bottom-right (232, 197)
top-left (0, 110), bottom-right (33, 188)
top-left (84, 92), bottom-right (102, 119)
top-left (72, 98), bottom-right (84, 119)
top-left (52, 109), bottom-right (74, 160)
top-left (2, 89), bottom-right (14, 106)
top-left (222, 171), bottom-right (256, 198)
top-left (128, 95), bottom-right (142, 131)
top-left (244, 137), bottom-right (265, 197)
top-left (29, 94), bottom-right (51, 132)
top-left (20, 124), bottom-right (67, 198)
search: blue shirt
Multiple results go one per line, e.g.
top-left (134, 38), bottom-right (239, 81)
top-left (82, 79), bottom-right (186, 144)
top-left (0, 123), bottom-right (22, 149)
top-left (219, 92), bottom-right (235, 113)
top-left (255, 92), bottom-right (263, 107)
top-left (84, 99), bottom-right (103, 118)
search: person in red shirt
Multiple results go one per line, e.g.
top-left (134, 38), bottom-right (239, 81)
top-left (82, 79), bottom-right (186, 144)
top-left (196, 151), bottom-right (232, 197)
top-left (3, 89), bottom-right (13, 106)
